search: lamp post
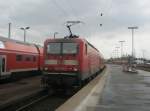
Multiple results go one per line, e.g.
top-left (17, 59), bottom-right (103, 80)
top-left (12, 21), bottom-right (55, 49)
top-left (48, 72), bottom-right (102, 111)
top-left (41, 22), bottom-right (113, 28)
top-left (20, 27), bottom-right (30, 42)
top-left (115, 46), bottom-right (120, 58)
top-left (128, 26), bottom-right (138, 58)
top-left (8, 23), bottom-right (11, 39)
top-left (119, 41), bottom-right (125, 58)
top-left (54, 32), bottom-right (58, 39)
top-left (142, 50), bottom-right (145, 59)
top-left (128, 26), bottom-right (138, 72)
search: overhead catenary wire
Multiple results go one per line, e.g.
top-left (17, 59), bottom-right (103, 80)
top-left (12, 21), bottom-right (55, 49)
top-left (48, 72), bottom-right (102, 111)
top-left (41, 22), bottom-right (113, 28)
top-left (50, 0), bottom-right (114, 39)
top-left (63, 0), bottom-right (86, 37)
top-left (50, 0), bottom-right (86, 37)
top-left (61, 0), bottom-right (78, 19)
top-left (102, 0), bottom-right (113, 16)
top-left (50, 0), bottom-right (69, 17)
top-left (98, 0), bottom-right (113, 27)
top-left (92, 0), bottom-right (113, 35)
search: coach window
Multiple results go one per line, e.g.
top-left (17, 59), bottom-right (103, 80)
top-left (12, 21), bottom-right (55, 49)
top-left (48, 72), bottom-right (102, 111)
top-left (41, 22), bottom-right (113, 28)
top-left (0, 41), bottom-right (5, 49)
top-left (2, 58), bottom-right (5, 72)
top-left (26, 56), bottom-right (31, 61)
top-left (33, 56), bottom-right (36, 62)
top-left (16, 55), bottom-right (23, 61)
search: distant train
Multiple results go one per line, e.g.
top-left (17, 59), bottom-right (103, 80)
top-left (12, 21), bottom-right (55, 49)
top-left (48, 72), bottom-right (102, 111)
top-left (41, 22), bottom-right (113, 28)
top-left (42, 37), bottom-right (105, 89)
top-left (0, 36), bottom-right (43, 80)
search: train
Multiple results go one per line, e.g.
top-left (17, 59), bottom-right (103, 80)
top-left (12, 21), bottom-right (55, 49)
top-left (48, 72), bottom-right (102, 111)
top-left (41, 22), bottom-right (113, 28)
top-left (41, 37), bottom-right (105, 89)
top-left (0, 36), bottom-right (43, 80)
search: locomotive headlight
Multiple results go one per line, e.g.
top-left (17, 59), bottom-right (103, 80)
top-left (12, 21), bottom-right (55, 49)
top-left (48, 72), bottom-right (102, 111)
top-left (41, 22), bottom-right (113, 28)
top-left (44, 67), bottom-right (48, 70)
top-left (63, 60), bottom-right (78, 65)
top-left (73, 67), bottom-right (78, 71)
top-left (45, 60), bottom-right (57, 65)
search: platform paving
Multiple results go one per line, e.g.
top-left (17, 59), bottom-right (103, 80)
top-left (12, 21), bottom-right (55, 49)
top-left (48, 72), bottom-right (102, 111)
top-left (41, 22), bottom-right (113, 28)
top-left (93, 65), bottom-right (150, 111)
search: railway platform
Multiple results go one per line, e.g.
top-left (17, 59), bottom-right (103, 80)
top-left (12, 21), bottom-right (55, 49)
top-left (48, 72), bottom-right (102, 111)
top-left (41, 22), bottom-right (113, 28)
top-left (95, 65), bottom-right (150, 111)
top-left (57, 65), bottom-right (150, 111)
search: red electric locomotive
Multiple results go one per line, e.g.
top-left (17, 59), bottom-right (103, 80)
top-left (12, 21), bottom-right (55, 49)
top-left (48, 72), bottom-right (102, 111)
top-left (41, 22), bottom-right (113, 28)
top-left (0, 36), bottom-right (43, 80)
top-left (42, 37), bottom-right (105, 89)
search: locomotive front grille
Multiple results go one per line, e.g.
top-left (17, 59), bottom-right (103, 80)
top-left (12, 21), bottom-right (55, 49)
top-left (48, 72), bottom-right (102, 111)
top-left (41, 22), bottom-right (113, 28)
top-left (63, 60), bottom-right (78, 65)
top-left (45, 60), bottom-right (57, 65)
top-left (43, 72), bottom-right (77, 76)
top-left (45, 59), bottom-right (78, 65)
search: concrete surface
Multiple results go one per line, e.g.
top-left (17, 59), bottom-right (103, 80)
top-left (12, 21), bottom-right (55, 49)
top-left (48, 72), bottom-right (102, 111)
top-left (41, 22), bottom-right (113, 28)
top-left (56, 68), bottom-right (108, 111)
top-left (89, 65), bottom-right (150, 111)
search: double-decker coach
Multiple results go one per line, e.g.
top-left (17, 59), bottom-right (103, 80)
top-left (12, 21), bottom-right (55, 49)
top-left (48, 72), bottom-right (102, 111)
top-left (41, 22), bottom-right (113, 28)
top-left (42, 37), bottom-right (105, 89)
top-left (0, 36), bottom-right (43, 79)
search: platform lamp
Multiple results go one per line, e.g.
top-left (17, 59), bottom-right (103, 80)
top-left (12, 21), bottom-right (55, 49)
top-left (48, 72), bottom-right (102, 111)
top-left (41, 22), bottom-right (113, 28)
top-left (8, 23), bottom-right (11, 39)
top-left (54, 32), bottom-right (58, 39)
top-left (20, 27), bottom-right (30, 42)
top-left (128, 26), bottom-right (138, 58)
top-left (119, 41), bottom-right (125, 58)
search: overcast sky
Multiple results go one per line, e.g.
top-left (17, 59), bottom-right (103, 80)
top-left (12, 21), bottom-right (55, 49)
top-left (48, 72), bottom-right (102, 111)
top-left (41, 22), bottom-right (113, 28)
top-left (0, 0), bottom-right (150, 59)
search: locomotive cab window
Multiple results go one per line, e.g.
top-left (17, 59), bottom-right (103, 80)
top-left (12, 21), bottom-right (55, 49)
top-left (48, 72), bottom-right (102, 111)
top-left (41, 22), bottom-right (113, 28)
top-left (47, 42), bottom-right (78, 54)
top-left (47, 43), bottom-right (61, 54)
top-left (62, 43), bottom-right (78, 54)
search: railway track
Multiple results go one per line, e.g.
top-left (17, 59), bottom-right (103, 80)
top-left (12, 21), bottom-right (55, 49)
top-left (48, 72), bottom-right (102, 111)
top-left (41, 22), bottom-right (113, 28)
top-left (1, 75), bottom-right (102, 111)
top-left (15, 94), bottom-right (49, 111)
top-left (1, 89), bottom-right (72, 111)
top-left (17, 94), bottom-right (70, 111)
top-left (0, 90), bottom-right (44, 111)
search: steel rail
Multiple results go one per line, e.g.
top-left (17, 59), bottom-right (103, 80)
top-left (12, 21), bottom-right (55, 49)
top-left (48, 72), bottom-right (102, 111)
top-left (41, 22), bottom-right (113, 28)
top-left (16, 94), bottom-right (49, 111)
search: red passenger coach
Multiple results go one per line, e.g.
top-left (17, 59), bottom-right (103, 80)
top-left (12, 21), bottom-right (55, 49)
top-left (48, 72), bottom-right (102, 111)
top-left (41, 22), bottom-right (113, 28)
top-left (0, 36), bottom-right (43, 79)
top-left (42, 37), bottom-right (105, 89)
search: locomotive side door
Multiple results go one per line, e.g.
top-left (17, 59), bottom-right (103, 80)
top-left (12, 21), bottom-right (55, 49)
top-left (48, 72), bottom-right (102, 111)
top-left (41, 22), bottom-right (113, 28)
top-left (0, 56), bottom-right (2, 76)
top-left (0, 55), bottom-right (6, 76)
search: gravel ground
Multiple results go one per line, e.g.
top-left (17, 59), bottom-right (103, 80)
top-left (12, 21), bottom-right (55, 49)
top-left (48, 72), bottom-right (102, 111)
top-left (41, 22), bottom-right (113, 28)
top-left (22, 94), bottom-right (70, 111)
top-left (0, 76), bottom-right (41, 106)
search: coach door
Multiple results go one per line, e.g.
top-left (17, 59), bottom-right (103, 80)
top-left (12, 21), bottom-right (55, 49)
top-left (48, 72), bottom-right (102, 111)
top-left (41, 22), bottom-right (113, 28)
top-left (0, 55), bottom-right (6, 76)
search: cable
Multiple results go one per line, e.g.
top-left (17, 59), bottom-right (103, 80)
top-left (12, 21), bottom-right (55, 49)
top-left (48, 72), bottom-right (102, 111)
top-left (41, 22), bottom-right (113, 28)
top-left (105, 0), bottom-right (113, 15)
top-left (62, 0), bottom-right (78, 18)
top-left (61, 0), bottom-right (88, 37)
top-left (50, 0), bottom-right (69, 17)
